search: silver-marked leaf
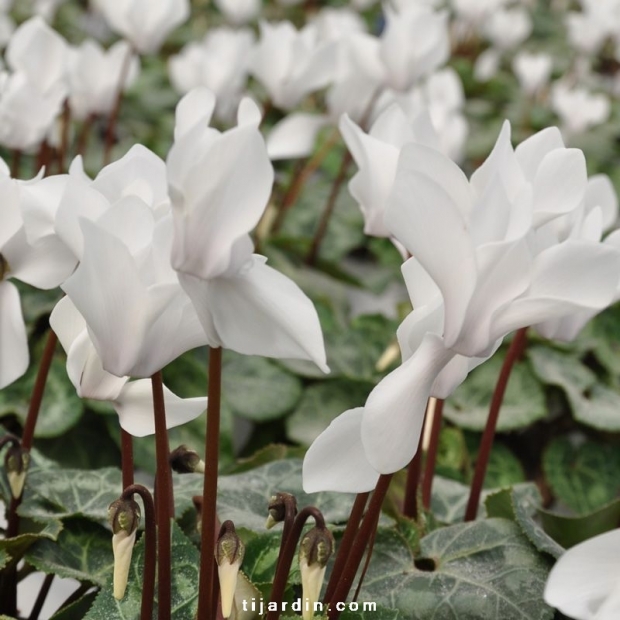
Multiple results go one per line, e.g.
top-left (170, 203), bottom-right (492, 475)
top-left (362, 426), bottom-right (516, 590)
top-left (360, 519), bottom-right (553, 620)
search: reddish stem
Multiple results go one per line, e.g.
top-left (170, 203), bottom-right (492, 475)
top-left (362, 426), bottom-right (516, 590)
top-left (151, 372), bottom-right (172, 620)
top-left (197, 347), bottom-right (223, 620)
top-left (422, 399), bottom-right (445, 511)
top-left (464, 328), bottom-right (528, 521)
top-left (121, 428), bottom-right (134, 491)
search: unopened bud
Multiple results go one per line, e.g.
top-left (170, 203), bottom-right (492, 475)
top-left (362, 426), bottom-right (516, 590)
top-left (108, 498), bottom-right (141, 600)
top-left (216, 521), bottom-right (245, 619)
top-left (5, 445), bottom-right (30, 499)
top-left (299, 526), bottom-right (334, 620)
top-left (266, 492), bottom-right (297, 530)
top-left (169, 445), bottom-right (205, 474)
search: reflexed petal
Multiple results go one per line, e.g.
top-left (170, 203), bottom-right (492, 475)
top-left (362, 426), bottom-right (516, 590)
top-left (386, 158), bottom-right (477, 348)
top-left (205, 255), bottom-right (329, 372)
top-left (174, 87), bottom-right (216, 139)
top-left (20, 175), bottom-right (67, 245)
top-left (237, 97), bottom-right (262, 128)
top-left (49, 295), bottom-right (85, 354)
top-left (113, 379), bottom-right (207, 437)
top-left (514, 126), bottom-right (564, 182)
top-left (303, 408), bottom-right (379, 493)
top-left (0, 176), bottom-right (22, 249)
top-left (171, 124), bottom-right (273, 281)
top-left (491, 240), bottom-right (620, 339)
top-left (585, 174), bottom-right (618, 232)
top-left (532, 148), bottom-right (587, 227)
top-left (544, 529), bottom-right (620, 620)
top-left (62, 220), bottom-right (149, 378)
top-left (361, 334), bottom-right (454, 474)
top-left (95, 196), bottom-right (155, 255)
top-left (267, 113), bottom-right (327, 160)
top-left (0, 281), bottom-right (28, 389)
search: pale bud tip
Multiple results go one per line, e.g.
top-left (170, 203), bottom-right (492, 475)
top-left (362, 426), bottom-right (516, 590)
top-left (112, 529), bottom-right (137, 600)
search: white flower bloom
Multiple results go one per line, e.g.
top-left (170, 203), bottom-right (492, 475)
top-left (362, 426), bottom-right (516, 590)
top-left (512, 51), bottom-right (553, 97)
top-left (168, 88), bottom-right (329, 372)
top-left (169, 27), bottom-right (254, 123)
top-left (92, 0), bottom-right (190, 54)
top-left (484, 8), bottom-right (532, 50)
top-left (68, 40), bottom-right (139, 120)
top-left (249, 21), bottom-right (336, 110)
top-left (214, 0), bottom-right (261, 25)
top-left (551, 81), bottom-right (610, 136)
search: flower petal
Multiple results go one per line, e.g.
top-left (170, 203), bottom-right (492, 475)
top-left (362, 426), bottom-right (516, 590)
top-left (113, 379), bottom-right (207, 437)
top-left (544, 529), bottom-right (620, 620)
top-left (0, 281), bottom-right (28, 389)
top-left (361, 333), bottom-right (454, 474)
top-left (267, 113), bottom-right (327, 160)
top-left (303, 408), bottom-right (379, 493)
top-left (199, 255), bottom-right (329, 372)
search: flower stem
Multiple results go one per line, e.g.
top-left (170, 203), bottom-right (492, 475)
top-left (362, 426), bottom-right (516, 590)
top-left (10, 150), bottom-right (21, 178)
top-left (27, 573), bottom-right (54, 620)
top-left (306, 150), bottom-right (352, 266)
top-left (56, 100), bottom-right (71, 174)
top-left (351, 505), bottom-right (381, 602)
top-left (422, 398), bottom-right (444, 511)
top-left (103, 44), bottom-right (134, 166)
top-left (267, 506), bottom-right (327, 620)
top-left (121, 428), bottom-right (134, 490)
top-left (76, 114), bottom-right (95, 157)
top-left (327, 475), bottom-right (392, 619)
top-left (151, 371), bottom-right (172, 620)
top-left (402, 411), bottom-right (427, 520)
top-left (22, 330), bottom-right (58, 452)
top-left (271, 130), bottom-right (340, 235)
top-left (322, 492), bottom-right (368, 605)
top-left (121, 484), bottom-right (157, 620)
top-left (464, 328), bottom-right (528, 521)
top-left (197, 346), bottom-right (223, 620)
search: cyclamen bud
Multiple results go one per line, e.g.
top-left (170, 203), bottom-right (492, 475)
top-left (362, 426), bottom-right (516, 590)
top-left (299, 526), bottom-right (334, 620)
top-left (108, 498), bottom-right (141, 600)
top-left (216, 520), bottom-right (245, 619)
top-left (4, 444), bottom-right (30, 499)
top-left (266, 492), bottom-right (297, 529)
top-left (169, 444), bottom-right (205, 474)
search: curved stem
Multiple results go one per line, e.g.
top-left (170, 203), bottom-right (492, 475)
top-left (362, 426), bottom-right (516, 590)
top-left (464, 328), bottom-right (528, 521)
top-left (422, 399), bottom-right (444, 511)
top-left (275, 494), bottom-right (298, 577)
top-left (121, 484), bottom-right (157, 620)
top-left (267, 506), bottom-right (326, 620)
top-left (322, 492), bottom-right (368, 605)
top-left (197, 347), bottom-right (223, 620)
top-left (402, 409), bottom-right (428, 520)
top-left (151, 372), bottom-right (172, 620)
top-left (327, 475), bottom-right (391, 619)
top-left (351, 505), bottom-right (381, 602)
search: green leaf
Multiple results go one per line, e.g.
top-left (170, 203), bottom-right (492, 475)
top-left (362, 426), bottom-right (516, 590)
top-left (0, 518), bottom-right (63, 563)
top-left (0, 548), bottom-right (8, 571)
top-left (359, 519), bottom-right (553, 620)
top-left (19, 467), bottom-right (122, 525)
top-left (173, 459), bottom-right (357, 531)
top-left (579, 303), bottom-right (620, 375)
top-left (543, 437), bottom-right (620, 514)
top-left (25, 519), bottom-right (114, 586)
top-left (540, 498), bottom-right (620, 548)
top-left (286, 380), bottom-right (372, 445)
top-left (0, 352), bottom-right (83, 438)
top-left (222, 353), bottom-right (303, 422)
top-left (443, 351), bottom-right (547, 431)
top-left (481, 443), bottom-right (526, 489)
top-left (50, 592), bottom-right (99, 620)
top-left (527, 346), bottom-right (595, 395)
top-left (84, 522), bottom-right (200, 620)
top-left (327, 315), bottom-right (398, 382)
top-left (485, 487), bottom-right (564, 559)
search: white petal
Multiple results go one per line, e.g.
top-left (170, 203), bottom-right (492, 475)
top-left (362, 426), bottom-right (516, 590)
top-left (267, 113), bottom-right (327, 160)
top-left (532, 148), bottom-right (587, 227)
top-left (112, 379), bottom-right (207, 437)
top-left (544, 529), bottom-right (620, 620)
top-left (361, 334), bottom-right (454, 474)
top-left (585, 174), bottom-right (618, 232)
top-left (514, 127), bottom-right (564, 182)
top-left (492, 240), bottom-right (620, 339)
top-left (302, 408), bottom-right (379, 493)
top-left (201, 255), bottom-right (329, 372)
top-left (237, 97), bottom-right (262, 128)
top-left (62, 220), bottom-right (149, 378)
top-left (0, 281), bottom-right (28, 389)
top-left (386, 154), bottom-right (477, 348)
top-left (174, 87), bottom-right (216, 139)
